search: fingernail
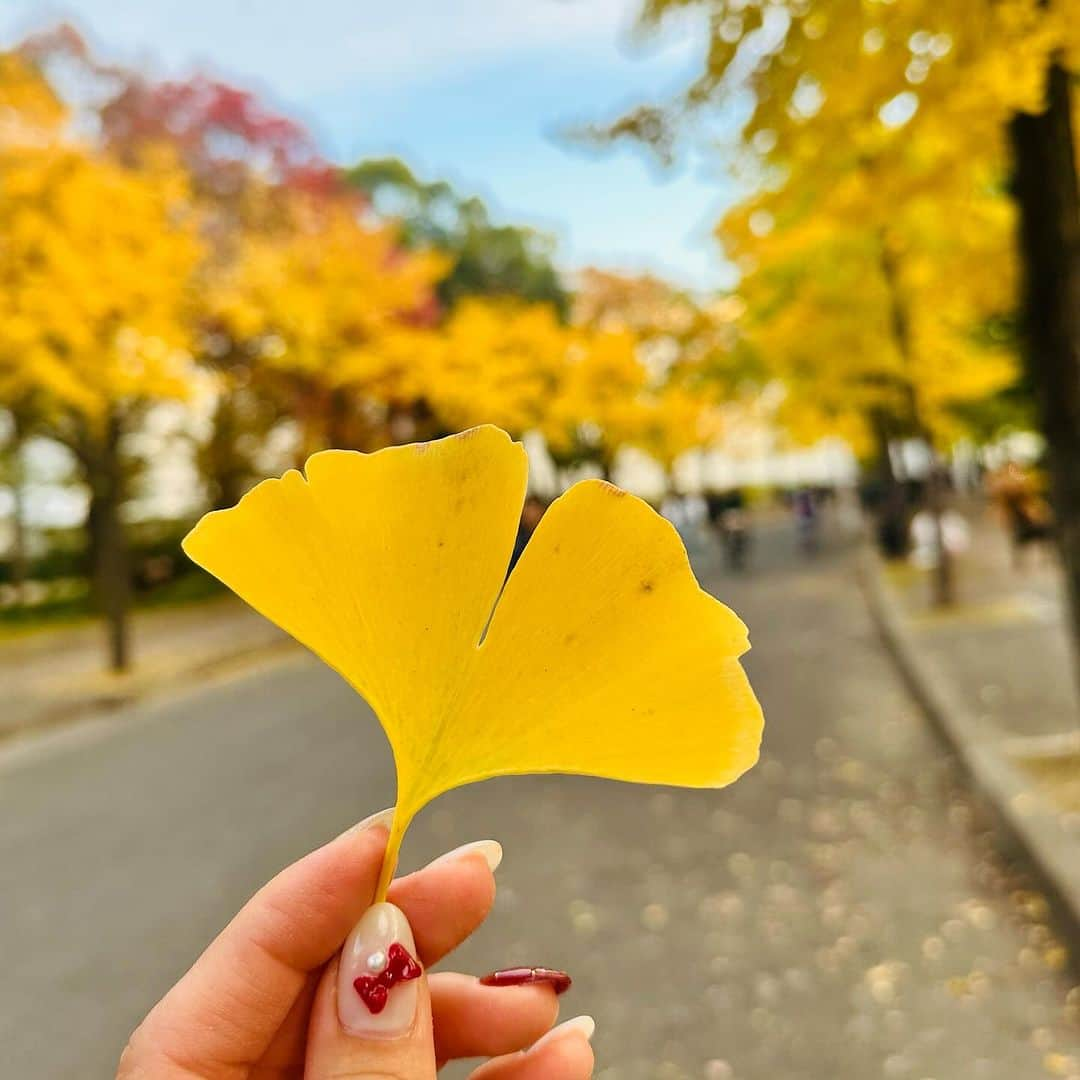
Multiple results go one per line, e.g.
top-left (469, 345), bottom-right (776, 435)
top-left (337, 902), bottom-right (422, 1038)
top-left (343, 807), bottom-right (394, 838)
top-left (431, 839), bottom-right (502, 872)
top-left (480, 967), bottom-right (572, 995)
top-left (532, 1015), bottom-right (595, 1051)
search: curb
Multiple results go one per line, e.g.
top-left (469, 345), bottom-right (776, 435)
top-left (858, 545), bottom-right (1080, 970)
top-left (0, 634), bottom-right (298, 745)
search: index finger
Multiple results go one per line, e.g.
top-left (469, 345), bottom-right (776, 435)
top-left (123, 810), bottom-right (394, 1077)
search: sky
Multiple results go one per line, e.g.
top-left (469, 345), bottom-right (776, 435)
top-left (1, 0), bottom-right (740, 288)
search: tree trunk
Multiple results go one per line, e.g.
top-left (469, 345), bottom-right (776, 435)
top-left (879, 238), bottom-right (954, 604)
top-left (85, 415), bottom-right (132, 672)
top-left (868, 407), bottom-right (898, 491)
top-left (205, 392), bottom-right (248, 511)
top-left (7, 410), bottom-right (29, 606)
top-left (293, 378), bottom-right (334, 466)
top-left (868, 406), bottom-right (910, 559)
top-left (1009, 59), bottom-right (1080, 691)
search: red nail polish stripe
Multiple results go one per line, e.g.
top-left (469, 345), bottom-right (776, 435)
top-left (479, 967), bottom-right (572, 995)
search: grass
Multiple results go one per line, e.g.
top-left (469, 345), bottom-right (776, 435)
top-left (882, 559), bottom-right (924, 589)
top-left (0, 570), bottom-right (225, 640)
top-left (1015, 752), bottom-right (1080, 813)
top-left (0, 585), bottom-right (91, 638)
top-left (137, 571), bottom-right (225, 609)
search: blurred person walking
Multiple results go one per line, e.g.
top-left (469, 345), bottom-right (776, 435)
top-left (792, 488), bottom-right (819, 556)
top-left (988, 462), bottom-right (1054, 569)
top-left (707, 490), bottom-right (751, 572)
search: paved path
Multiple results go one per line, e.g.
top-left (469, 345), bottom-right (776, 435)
top-left (2, 518), bottom-right (1078, 1079)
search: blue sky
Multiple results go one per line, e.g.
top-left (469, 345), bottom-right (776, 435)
top-left (1, 0), bottom-right (739, 287)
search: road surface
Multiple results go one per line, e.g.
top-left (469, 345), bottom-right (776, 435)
top-left (2, 518), bottom-right (1078, 1079)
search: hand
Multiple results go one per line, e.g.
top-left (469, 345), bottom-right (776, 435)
top-left (117, 809), bottom-right (595, 1078)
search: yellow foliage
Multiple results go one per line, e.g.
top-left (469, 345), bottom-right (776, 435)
top-left (0, 46), bottom-right (744, 484)
top-left (642, 0), bottom-right (1070, 169)
top-left (421, 293), bottom-right (725, 472)
top-left (0, 143), bottom-right (202, 424)
top-left (566, 269), bottom-right (745, 468)
top-left (712, 83), bottom-right (1019, 448)
top-left (424, 299), bottom-right (568, 436)
top-left (211, 196), bottom-right (445, 385)
top-left (542, 326), bottom-right (649, 465)
top-left (0, 51), bottom-right (66, 147)
top-left (633, 0), bottom-right (1058, 451)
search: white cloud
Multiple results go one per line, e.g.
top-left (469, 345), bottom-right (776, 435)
top-left (3, 0), bottom-right (657, 95)
top-left (340, 0), bottom-right (637, 79)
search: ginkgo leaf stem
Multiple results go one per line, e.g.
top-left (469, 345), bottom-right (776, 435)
top-left (375, 806), bottom-right (413, 903)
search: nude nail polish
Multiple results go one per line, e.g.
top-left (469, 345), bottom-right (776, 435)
top-left (337, 902), bottom-right (422, 1038)
top-left (532, 1014), bottom-right (596, 1050)
top-left (342, 807), bottom-right (394, 838)
top-left (431, 839), bottom-right (503, 872)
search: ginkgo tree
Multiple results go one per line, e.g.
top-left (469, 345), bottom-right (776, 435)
top-left (0, 25), bottom-right (763, 676)
top-left (724, 147), bottom-right (1017, 449)
top-left (728, 153), bottom-right (1017, 599)
top-left (18, 25), bottom-right (350, 512)
top-left (415, 288), bottom-right (725, 486)
top-left (0, 51), bottom-right (69, 600)
top-left (0, 133), bottom-right (202, 669)
top-left (565, 269), bottom-right (746, 486)
top-left (207, 194), bottom-right (446, 462)
top-left (422, 299), bottom-right (569, 439)
top-left (94, 56), bottom-right (346, 509)
top-left (617, 0), bottom-right (1080, 670)
top-left (542, 326), bottom-right (652, 481)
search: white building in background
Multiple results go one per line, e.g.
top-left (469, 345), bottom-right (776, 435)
top-left (1, 418), bottom-right (860, 554)
top-left (0, 402), bottom-right (210, 553)
top-left (7, 397), bottom-right (1036, 558)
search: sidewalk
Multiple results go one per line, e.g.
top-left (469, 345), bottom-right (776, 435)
top-left (890, 500), bottom-right (1079, 745)
top-left (0, 597), bottom-right (296, 738)
top-left (862, 499), bottom-right (1080, 958)
top-left (886, 502), bottom-right (1080, 806)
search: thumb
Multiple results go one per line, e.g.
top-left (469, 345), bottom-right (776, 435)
top-left (306, 902), bottom-right (436, 1079)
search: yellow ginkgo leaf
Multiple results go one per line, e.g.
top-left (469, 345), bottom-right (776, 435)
top-left (182, 425), bottom-right (763, 899)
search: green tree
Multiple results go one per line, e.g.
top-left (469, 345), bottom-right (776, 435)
top-left (347, 157), bottom-right (569, 317)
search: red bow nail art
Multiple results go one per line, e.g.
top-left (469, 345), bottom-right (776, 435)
top-left (353, 942), bottom-right (422, 1014)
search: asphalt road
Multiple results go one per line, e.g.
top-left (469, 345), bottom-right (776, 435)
top-left (2, 518), bottom-right (1079, 1079)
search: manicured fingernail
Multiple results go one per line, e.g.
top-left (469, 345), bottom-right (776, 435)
top-left (532, 1014), bottom-right (595, 1050)
top-left (344, 807), bottom-right (394, 838)
top-left (337, 902), bottom-right (422, 1038)
top-left (432, 839), bottom-right (502, 872)
top-left (480, 967), bottom-right (572, 995)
